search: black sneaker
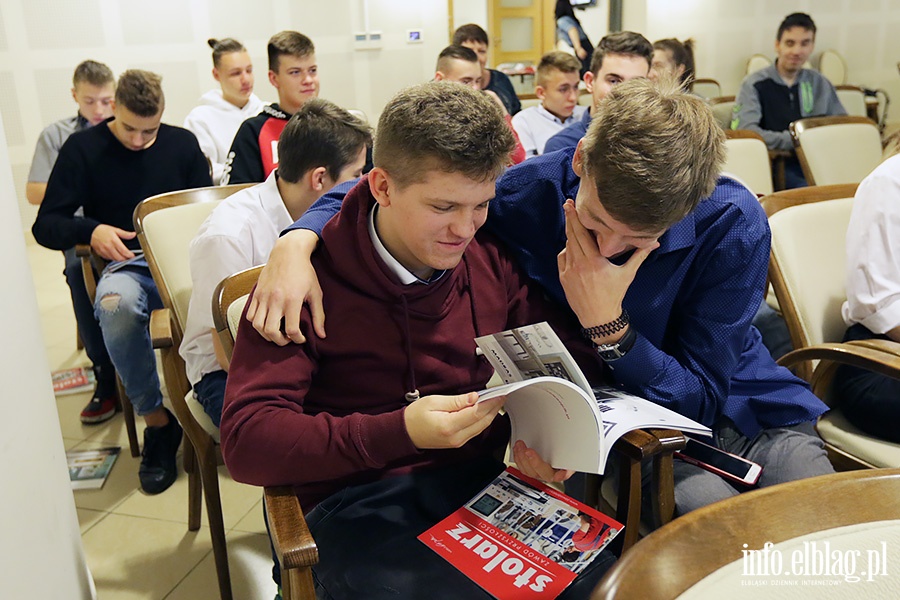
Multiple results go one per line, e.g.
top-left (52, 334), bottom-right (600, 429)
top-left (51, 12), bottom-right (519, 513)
top-left (139, 409), bottom-right (183, 494)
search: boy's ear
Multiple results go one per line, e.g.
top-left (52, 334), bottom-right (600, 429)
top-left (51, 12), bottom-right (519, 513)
top-left (71, 87), bottom-right (78, 103)
top-left (212, 67), bottom-right (221, 83)
top-left (309, 166), bottom-right (328, 191)
top-left (535, 85), bottom-right (546, 101)
top-left (368, 167), bottom-right (392, 208)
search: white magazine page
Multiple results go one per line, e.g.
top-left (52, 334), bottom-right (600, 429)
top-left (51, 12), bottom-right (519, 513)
top-left (593, 386), bottom-right (713, 444)
top-left (475, 322), bottom-right (593, 394)
top-left (479, 377), bottom-right (605, 474)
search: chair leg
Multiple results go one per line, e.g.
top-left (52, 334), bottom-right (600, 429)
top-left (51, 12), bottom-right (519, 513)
top-left (282, 567), bottom-right (315, 600)
top-left (615, 457), bottom-right (643, 553)
top-left (184, 439), bottom-right (202, 531)
top-left (199, 449), bottom-right (232, 600)
top-left (115, 377), bottom-right (141, 457)
top-left (76, 328), bottom-right (84, 351)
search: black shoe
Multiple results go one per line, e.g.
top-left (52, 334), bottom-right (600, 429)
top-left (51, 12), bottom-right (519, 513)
top-left (139, 409), bottom-right (183, 494)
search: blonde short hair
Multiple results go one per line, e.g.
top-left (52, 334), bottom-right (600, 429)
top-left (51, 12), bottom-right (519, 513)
top-left (536, 51), bottom-right (581, 88)
top-left (580, 77), bottom-right (724, 232)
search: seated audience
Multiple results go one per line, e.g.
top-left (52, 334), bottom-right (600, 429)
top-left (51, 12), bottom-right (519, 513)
top-left (223, 31), bottom-right (318, 184)
top-left (220, 82), bottom-right (614, 598)
top-left (181, 99), bottom-right (370, 427)
top-left (249, 79), bottom-right (835, 518)
top-left (834, 152), bottom-right (900, 443)
top-left (32, 70), bottom-right (212, 494)
top-left (511, 51), bottom-right (586, 157)
top-left (434, 45), bottom-right (525, 164)
top-left (555, 0), bottom-right (593, 76)
top-left (649, 38), bottom-right (695, 92)
top-left (544, 31), bottom-right (651, 154)
top-left (733, 12), bottom-right (845, 188)
top-left (26, 59), bottom-right (119, 424)
top-left (452, 23), bottom-right (521, 116)
top-left (184, 38), bottom-right (265, 185)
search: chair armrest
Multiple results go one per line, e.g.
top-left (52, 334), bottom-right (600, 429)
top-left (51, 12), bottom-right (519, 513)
top-left (76, 244), bottom-right (98, 301)
top-left (846, 338), bottom-right (900, 358)
top-left (149, 308), bottom-right (174, 350)
top-left (265, 485), bottom-right (318, 600)
top-left (611, 428), bottom-right (686, 461)
top-left (778, 342), bottom-right (900, 380)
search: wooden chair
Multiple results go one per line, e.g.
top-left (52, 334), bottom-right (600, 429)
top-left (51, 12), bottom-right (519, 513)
top-left (761, 186), bottom-right (900, 470)
top-left (708, 95), bottom-right (736, 130)
top-left (212, 266), bottom-right (317, 600)
top-left (691, 78), bottom-right (721, 100)
top-left (592, 468), bottom-right (900, 599)
top-left (745, 53), bottom-right (771, 76)
top-left (790, 115), bottom-right (882, 186)
top-left (723, 130), bottom-right (773, 196)
top-left (133, 182), bottom-right (253, 600)
top-left (817, 49), bottom-right (847, 85)
top-left (835, 85), bottom-right (868, 117)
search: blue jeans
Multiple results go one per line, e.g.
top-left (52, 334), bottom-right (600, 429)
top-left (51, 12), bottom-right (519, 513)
top-left (94, 263), bottom-right (163, 416)
top-left (64, 248), bottom-right (112, 370)
top-left (194, 369), bottom-right (228, 427)
top-left (752, 300), bottom-right (793, 361)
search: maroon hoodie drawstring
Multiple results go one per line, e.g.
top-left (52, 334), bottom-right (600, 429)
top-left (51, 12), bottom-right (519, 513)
top-left (398, 294), bottom-right (420, 402)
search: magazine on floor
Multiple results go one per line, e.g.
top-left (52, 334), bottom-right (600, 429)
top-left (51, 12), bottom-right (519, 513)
top-left (475, 322), bottom-right (711, 475)
top-left (52, 366), bottom-right (96, 395)
top-left (419, 467), bottom-right (621, 599)
top-left (67, 446), bottom-right (120, 490)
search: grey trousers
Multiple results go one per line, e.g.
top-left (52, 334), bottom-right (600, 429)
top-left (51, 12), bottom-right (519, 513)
top-left (671, 419), bottom-right (834, 516)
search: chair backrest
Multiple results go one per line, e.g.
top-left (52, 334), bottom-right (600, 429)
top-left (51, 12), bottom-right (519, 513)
top-left (593, 468), bottom-right (900, 600)
top-left (835, 85), bottom-right (868, 117)
top-left (818, 49), bottom-right (847, 85)
top-left (764, 194), bottom-right (855, 364)
top-left (722, 130), bottom-right (773, 196)
top-left (746, 53), bottom-right (771, 76)
top-left (790, 116), bottom-right (882, 186)
top-left (212, 265), bottom-right (264, 361)
top-left (134, 184), bottom-right (254, 334)
top-left (691, 78), bottom-right (721, 100)
top-left (709, 95), bottom-right (736, 130)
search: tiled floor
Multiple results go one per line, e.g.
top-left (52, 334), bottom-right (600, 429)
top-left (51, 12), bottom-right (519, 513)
top-left (26, 236), bottom-right (277, 600)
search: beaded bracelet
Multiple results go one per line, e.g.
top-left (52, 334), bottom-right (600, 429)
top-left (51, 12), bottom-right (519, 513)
top-left (580, 310), bottom-right (630, 340)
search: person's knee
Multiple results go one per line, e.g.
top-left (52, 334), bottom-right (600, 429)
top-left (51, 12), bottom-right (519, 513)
top-left (98, 293), bottom-right (122, 313)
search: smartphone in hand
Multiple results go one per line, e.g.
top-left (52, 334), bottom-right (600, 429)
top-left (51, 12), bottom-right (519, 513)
top-left (675, 437), bottom-right (762, 486)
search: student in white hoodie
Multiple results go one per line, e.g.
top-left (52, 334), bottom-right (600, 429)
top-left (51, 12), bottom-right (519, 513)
top-left (184, 38), bottom-right (265, 184)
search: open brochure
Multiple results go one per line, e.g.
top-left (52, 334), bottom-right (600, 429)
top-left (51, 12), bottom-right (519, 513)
top-left (67, 446), bottom-right (120, 490)
top-left (475, 322), bottom-right (711, 475)
top-left (419, 467), bottom-right (622, 599)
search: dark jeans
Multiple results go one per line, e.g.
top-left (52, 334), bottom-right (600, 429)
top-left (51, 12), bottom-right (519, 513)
top-left (194, 369), bottom-right (228, 428)
top-left (269, 458), bottom-right (616, 599)
top-left (833, 324), bottom-right (900, 443)
top-left (783, 156), bottom-right (808, 189)
top-left (63, 247), bottom-right (115, 394)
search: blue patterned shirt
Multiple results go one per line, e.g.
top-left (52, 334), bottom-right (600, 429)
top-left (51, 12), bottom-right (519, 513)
top-left (288, 148), bottom-right (827, 437)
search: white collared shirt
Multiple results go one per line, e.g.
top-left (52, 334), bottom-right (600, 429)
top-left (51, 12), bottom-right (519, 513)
top-left (511, 103), bottom-right (587, 158)
top-left (368, 204), bottom-right (444, 285)
top-left (842, 153), bottom-right (900, 334)
top-left (180, 171), bottom-right (294, 385)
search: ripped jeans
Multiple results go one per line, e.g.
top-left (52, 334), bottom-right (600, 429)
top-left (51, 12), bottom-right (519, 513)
top-left (93, 262), bottom-right (164, 416)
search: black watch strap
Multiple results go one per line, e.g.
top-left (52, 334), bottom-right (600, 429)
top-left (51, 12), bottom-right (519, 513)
top-left (593, 326), bottom-right (637, 362)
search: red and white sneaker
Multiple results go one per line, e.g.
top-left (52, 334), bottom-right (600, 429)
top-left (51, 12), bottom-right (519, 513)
top-left (80, 395), bottom-right (117, 424)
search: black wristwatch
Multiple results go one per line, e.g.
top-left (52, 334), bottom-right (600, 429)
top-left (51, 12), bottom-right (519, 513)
top-left (593, 326), bottom-right (637, 362)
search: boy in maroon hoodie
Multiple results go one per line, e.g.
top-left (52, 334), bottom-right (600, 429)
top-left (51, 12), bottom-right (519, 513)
top-left (221, 82), bottom-right (613, 598)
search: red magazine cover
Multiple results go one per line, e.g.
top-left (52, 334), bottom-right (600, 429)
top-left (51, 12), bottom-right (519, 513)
top-left (52, 366), bottom-right (95, 395)
top-left (419, 467), bottom-right (622, 599)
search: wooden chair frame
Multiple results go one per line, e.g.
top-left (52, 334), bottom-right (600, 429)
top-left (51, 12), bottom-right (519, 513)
top-left (212, 265), bottom-right (317, 600)
top-left (593, 468), bottom-right (900, 599)
top-left (133, 183), bottom-right (252, 600)
top-left (789, 115), bottom-right (879, 186)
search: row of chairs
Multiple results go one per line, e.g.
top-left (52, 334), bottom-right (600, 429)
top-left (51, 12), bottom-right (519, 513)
top-left (719, 115), bottom-right (882, 197)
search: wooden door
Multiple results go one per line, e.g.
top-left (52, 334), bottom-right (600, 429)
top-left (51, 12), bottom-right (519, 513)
top-left (488, 0), bottom-right (555, 66)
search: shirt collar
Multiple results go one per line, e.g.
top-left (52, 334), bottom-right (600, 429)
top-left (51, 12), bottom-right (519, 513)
top-left (368, 204), bottom-right (446, 285)
top-left (262, 171), bottom-right (293, 226)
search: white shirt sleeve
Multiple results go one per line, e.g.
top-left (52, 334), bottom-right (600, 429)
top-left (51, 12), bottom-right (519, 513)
top-left (843, 155), bottom-right (900, 334)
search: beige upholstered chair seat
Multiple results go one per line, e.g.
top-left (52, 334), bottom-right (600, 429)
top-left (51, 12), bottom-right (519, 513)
top-left (816, 411), bottom-right (900, 468)
top-left (790, 116), bottom-right (881, 186)
top-left (709, 95), bottom-right (736, 130)
top-left (723, 131), bottom-right (773, 196)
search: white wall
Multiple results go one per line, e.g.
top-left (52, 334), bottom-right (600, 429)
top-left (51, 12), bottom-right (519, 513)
top-left (0, 109), bottom-right (95, 599)
top-left (0, 0), bottom-right (451, 234)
